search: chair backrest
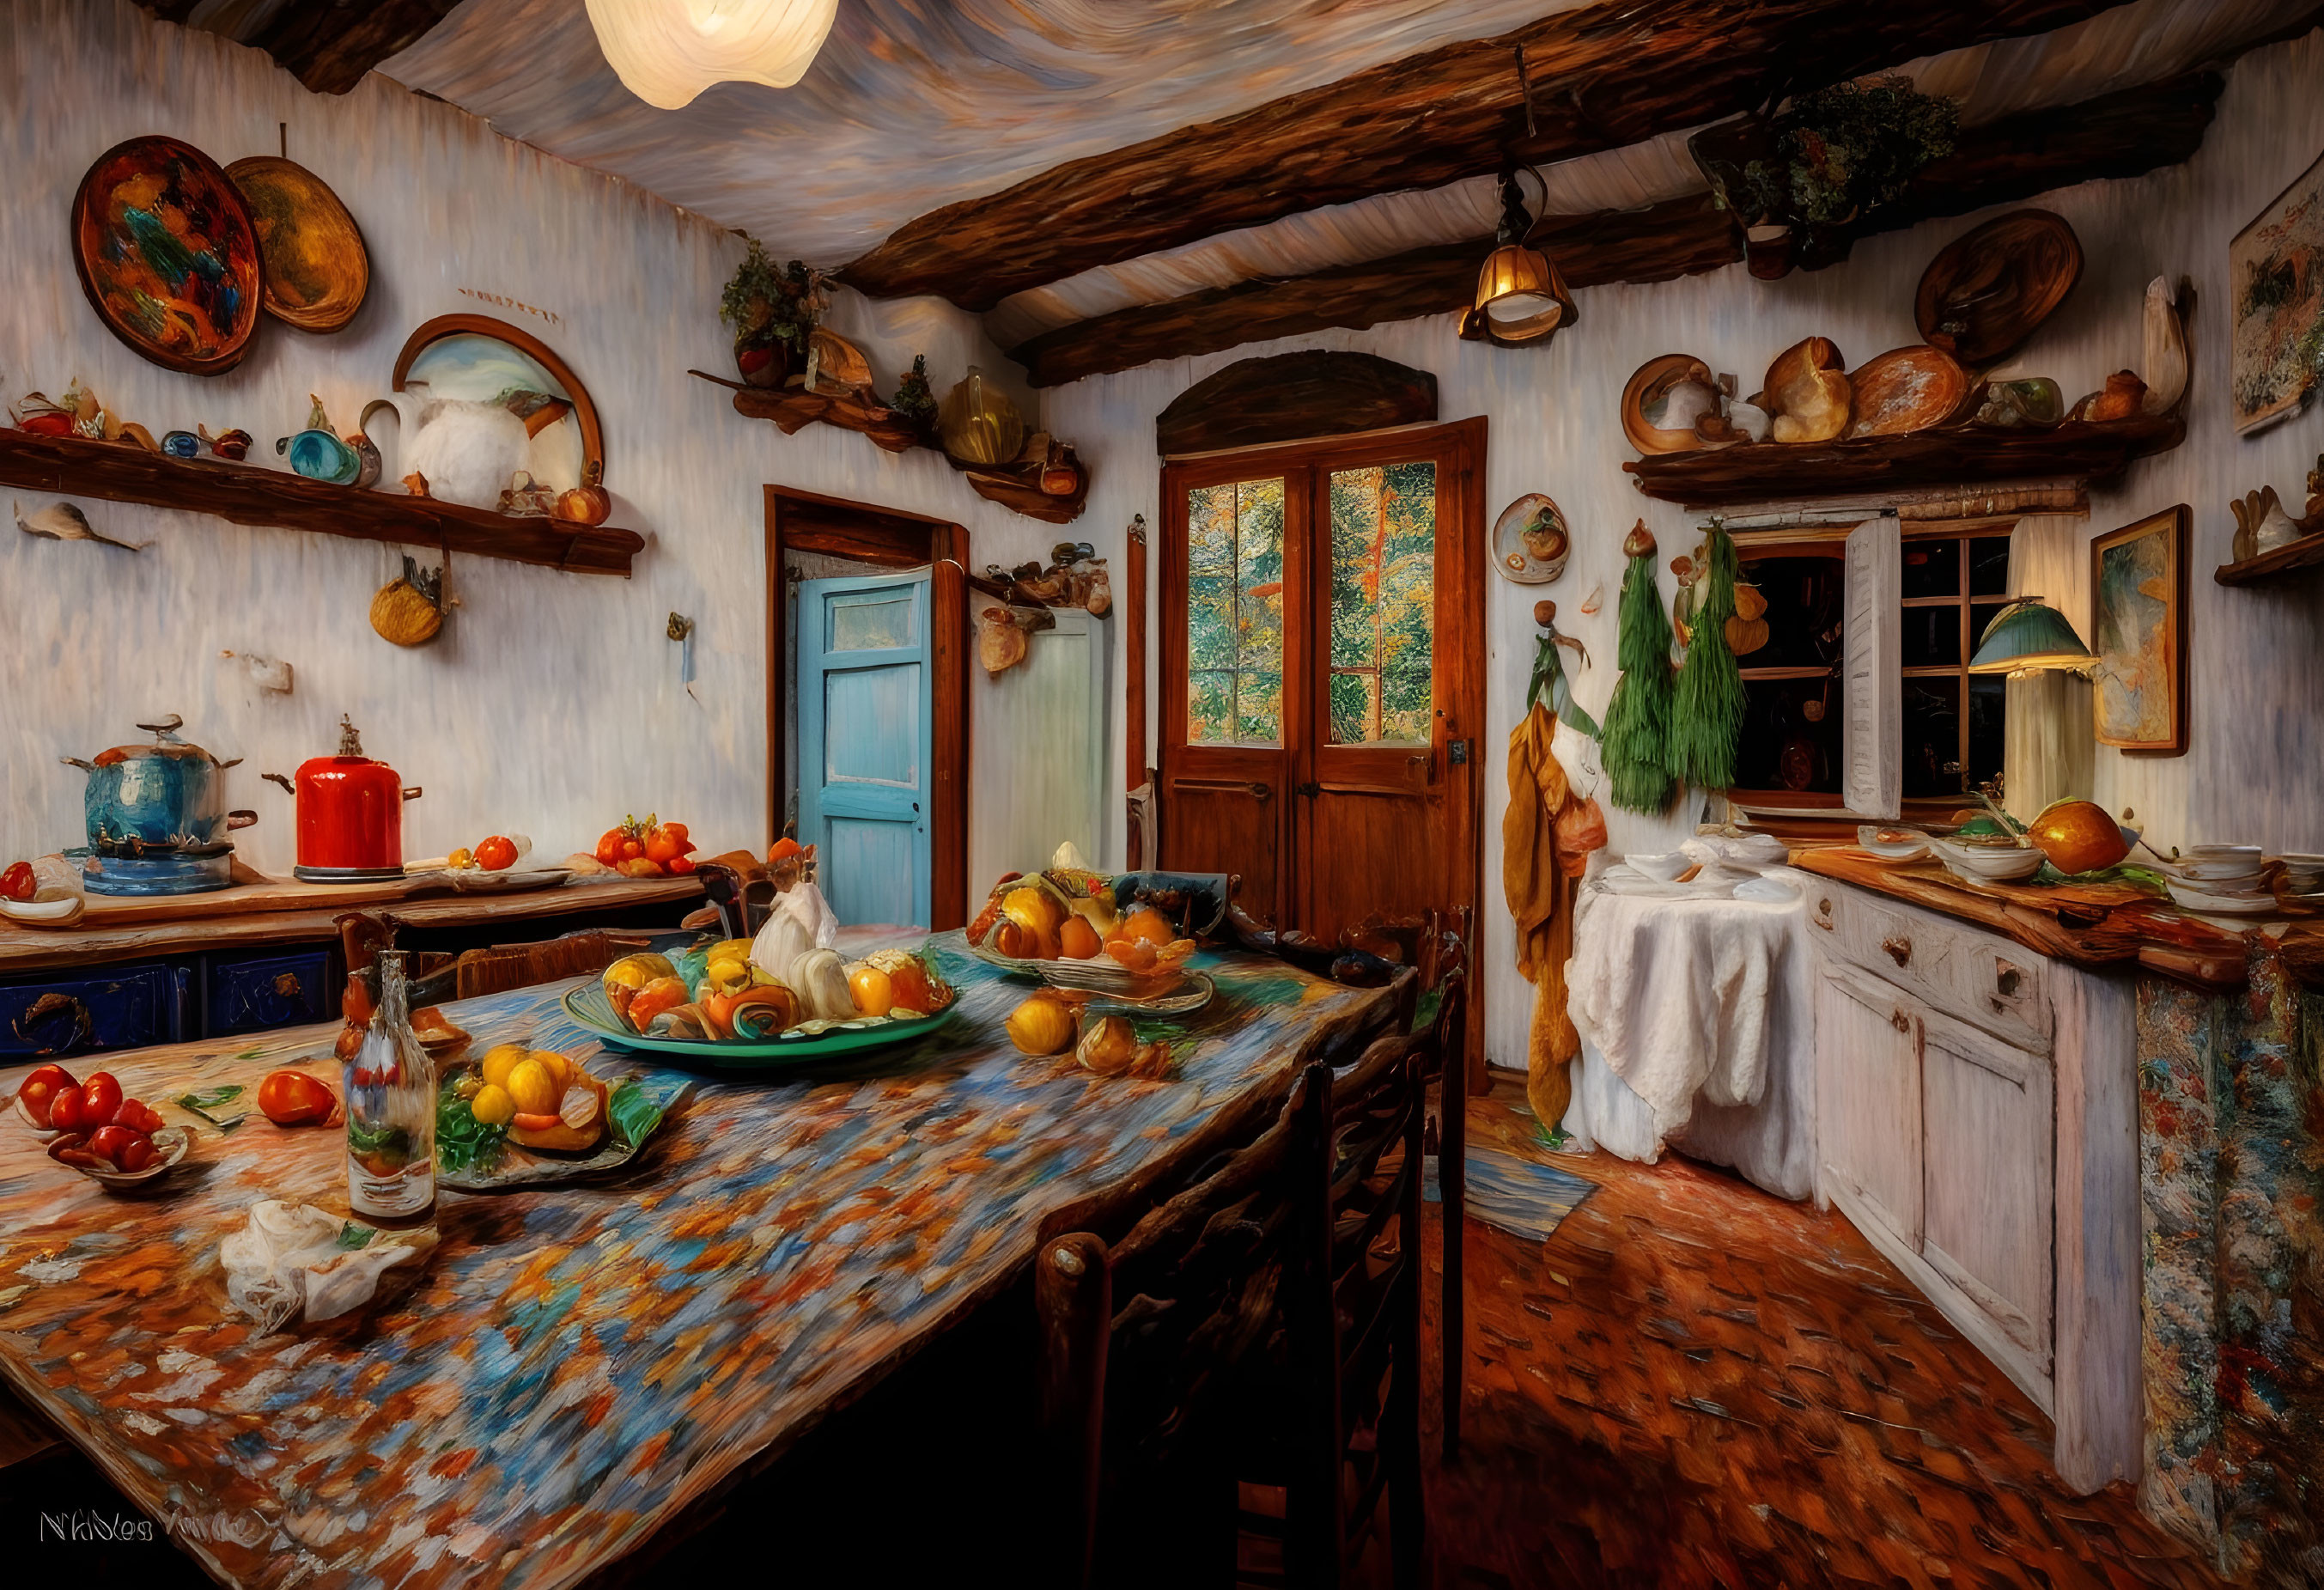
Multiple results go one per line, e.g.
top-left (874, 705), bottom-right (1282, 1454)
top-left (1037, 1063), bottom-right (1327, 1588)
top-left (451, 929), bottom-right (654, 1002)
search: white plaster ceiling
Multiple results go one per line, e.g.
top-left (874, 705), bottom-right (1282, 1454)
top-left (377, 0), bottom-right (1597, 263)
top-left (365, 0), bottom-right (2309, 356)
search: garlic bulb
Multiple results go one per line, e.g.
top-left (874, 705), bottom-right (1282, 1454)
top-left (791, 947), bottom-right (855, 1021)
top-left (749, 911), bottom-right (814, 987)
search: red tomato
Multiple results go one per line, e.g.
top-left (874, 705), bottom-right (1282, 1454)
top-left (660, 822), bottom-right (688, 841)
top-left (644, 830), bottom-right (683, 864)
top-left (668, 854), bottom-right (697, 875)
top-left (115, 1099), bottom-right (165, 1135)
top-left (88, 1124), bottom-right (145, 1168)
top-left (0, 861), bottom-right (33, 902)
top-left (15, 1063), bottom-right (74, 1129)
top-left (620, 836), bottom-right (645, 861)
top-left (259, 1070), bottom-right (337, 1127)
top-left (46, 1133), bottom-right (99, 1169)
top-left (595, 828), bottom-right (626, 866)
top-left (769, 837), bottom-right (804, 863)
top-left (46, 1084), bottom-right (88, 1134)
top-left (23, 1063), bottom-right (75, 1092)
top-left (474, 836), bottom-right (518, 871)
top-left (81, 1071), bottom-right (123, 1127)
top-left (113, 1135), bottom-right (155, 1173)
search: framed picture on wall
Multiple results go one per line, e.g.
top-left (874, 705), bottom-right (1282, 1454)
top-left (2090, 505), bottom-right (2189, 758)
top-left (2230, 148), bottom-right (2324, 435)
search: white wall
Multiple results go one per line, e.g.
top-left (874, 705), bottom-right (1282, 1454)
top-left (1046, 27), bottom-right (2324, 1069)
top-left (0, 0), bottom-right (1063, 898)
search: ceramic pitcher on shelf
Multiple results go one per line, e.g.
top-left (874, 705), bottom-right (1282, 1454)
top-left (360, 384), bottom-right (529, 511)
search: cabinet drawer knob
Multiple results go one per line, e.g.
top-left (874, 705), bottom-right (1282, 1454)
top-left (1892, 1009), bottom-right (1912, 1034)
top-left (1882, 935), bottom-right (1912, 967)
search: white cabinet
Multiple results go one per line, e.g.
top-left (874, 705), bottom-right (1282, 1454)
top-left (1810, 880), bottom-right (2139, 1494)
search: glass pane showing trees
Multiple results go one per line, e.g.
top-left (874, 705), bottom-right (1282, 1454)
top-left (1185, 478), bottom-right (1286, 745)
top-left (1326, 463), bottom-right (1436, 746)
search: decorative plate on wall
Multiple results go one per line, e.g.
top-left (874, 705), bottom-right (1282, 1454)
top-left (1621, 354), bottom-right (1715, 454)
top-left (1913, 210), bottom-right (2082, 368)
top-left (225, 155), bottom-right (369, 332)
top-left (1491, 493), bottom-right (1570, 585)
top-left (70, 135), bottom-right (263, 375)
top-left (363, 315), bottom-right (605, 511)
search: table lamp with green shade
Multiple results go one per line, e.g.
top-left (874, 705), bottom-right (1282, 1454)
top-left (1969, 596), bottom-right (2096, 678)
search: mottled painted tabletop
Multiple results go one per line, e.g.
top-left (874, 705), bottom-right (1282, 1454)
top-left (0, 930), bottom-right (1396, 1590)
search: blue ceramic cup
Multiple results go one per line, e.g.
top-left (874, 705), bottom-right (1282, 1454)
top-left (161, 429), bottom-right (200, 458)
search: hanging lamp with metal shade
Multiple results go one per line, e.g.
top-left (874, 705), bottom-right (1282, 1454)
top-left (1969, 596), bottom-right (2096, 677)
top-left (1460, 164), bottom-right (1579, 349)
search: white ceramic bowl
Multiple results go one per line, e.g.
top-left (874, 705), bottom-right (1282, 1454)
top-left (1930, 838), bottom-right (2046, 884)
top-left (1626, 851), bottom-right (1691, 882)
top-left (2166, 880), bottom-right (2278, 917)
top-left (1856, 825), bottom-right (1932, 862)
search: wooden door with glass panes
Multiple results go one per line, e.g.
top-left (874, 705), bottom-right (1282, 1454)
top-left (1159, 422), bottom-right (1482, 941)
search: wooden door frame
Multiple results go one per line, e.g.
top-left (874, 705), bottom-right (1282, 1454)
top-left (766, 485), bottom-right (970, 929)
top-left (1154, 416), bottom-right (1487, 944)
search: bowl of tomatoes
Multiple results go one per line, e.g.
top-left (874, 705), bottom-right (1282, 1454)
top-left (15, 1063), bottom-right (190, 1188)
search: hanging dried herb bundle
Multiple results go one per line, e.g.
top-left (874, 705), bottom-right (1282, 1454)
top-left (1600, 524), bottom-right (1674, 812)
top-left (1665, 521), bottom-right (1743, 790)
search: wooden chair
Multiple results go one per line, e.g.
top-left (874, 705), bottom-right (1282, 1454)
top-left (1037, 1019), bottom-right (1439, 1589)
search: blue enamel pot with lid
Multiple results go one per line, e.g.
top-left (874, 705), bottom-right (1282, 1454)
top-left (61, 714), bottom-right (257, 858)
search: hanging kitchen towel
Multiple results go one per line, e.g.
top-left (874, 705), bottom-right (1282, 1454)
top-left (1504, 703), bottom-right (1590, 1129)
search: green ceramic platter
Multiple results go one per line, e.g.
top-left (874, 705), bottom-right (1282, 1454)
top-left (561, 981), bottom-right (958, 1069)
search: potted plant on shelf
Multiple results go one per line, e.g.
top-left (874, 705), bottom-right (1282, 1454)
top-left (720, 236), bottom-right (830, 388)
top-left (1691, 76), bottom-right (1958, 279)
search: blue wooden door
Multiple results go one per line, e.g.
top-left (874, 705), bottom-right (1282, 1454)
top-left (798, 572), bottom-right (933, 927)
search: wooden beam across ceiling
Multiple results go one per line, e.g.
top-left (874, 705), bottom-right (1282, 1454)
top-left (136, 0), bottom-right (463, 94)
top-left (1005, 72), bottom-right (2224, 389)
top-left (841, 0), bottom-right (2137, 310)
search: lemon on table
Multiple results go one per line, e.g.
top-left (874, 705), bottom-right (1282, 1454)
top-left (470, 1083), bottom-right (515, 1127)
top-left (480, 1044), bottom-right (529, 1090)
top-left (507, 1058), bottom-right (558, 1116)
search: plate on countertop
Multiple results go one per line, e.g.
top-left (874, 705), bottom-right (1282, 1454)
top-left (429, 868), bottom-right (573, 895)
top-left (2164, 879), bottom-right (2278, 917)
top-left (1855, 825), bottom-right (1932, 862)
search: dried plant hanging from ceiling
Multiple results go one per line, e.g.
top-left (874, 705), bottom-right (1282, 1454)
top-left (1666, 523), bottom-right (1743, 792)
top-left (1599, 523), bottom-right (1675, 814)
top-left (585, 0), bottom-right (838, 109)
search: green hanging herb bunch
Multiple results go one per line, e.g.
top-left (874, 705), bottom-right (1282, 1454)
top-left (1666, 520), bottom-right (1744, 790)
top-left (1599, 521), bottom-right (1675, 813)
top-left (1527, 600), bottom-right (1598, 738)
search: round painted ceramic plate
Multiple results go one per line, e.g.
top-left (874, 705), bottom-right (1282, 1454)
top-left (970, 940), bottom-right (1194, 997)
top-left (562, 981), bottom-right (957, 1068)
top-left (72, 136), bottom-right (262, 375)
top-left (225, 155), bottom-right (369, 332)
top-left (1490, 493), bottom-right (1571, 585)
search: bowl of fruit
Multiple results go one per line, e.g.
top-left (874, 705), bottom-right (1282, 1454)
top-left (967, 868), bottom-right (1201, 996)
top-left (14, 1063), bottom-right (190, 1188)
top-left (562, 921), bottom-right (958, 1069)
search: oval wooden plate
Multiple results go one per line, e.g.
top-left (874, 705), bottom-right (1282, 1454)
top-left (1847, 345), bottom-right (1970, 437)
top-left (1915, 210), bottom-right (2083, 367)
top-left (1621, 354), bottom-right (1715, 454)
top-left (227, 155), bottom-right (371, 333)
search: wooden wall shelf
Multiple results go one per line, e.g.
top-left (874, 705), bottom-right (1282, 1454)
top-left (2215, 531), bottom-right (2324, 587)
top-left (0, 429), bottom-right (642, 576)
top-left (690, 369), bottom-right (1089, 526)
top-left (1623, 414), bottom-right (2187, 509)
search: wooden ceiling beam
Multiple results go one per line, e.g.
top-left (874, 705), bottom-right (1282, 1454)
top-left (1004, 73), bottom-right (2224, 390)
top-left (842, 0), bottom-right (2137, 309)
top-left (136, 1), bottom-right (463, 94)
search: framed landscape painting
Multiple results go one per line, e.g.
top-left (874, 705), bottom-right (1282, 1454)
top-left (2230, 148), bottom-right (2324, 434)
top-left (2090, 505), bottom-right (2189, 757)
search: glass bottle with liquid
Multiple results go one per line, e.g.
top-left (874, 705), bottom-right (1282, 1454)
top-left (344, 949), bottom-right (436, 1223)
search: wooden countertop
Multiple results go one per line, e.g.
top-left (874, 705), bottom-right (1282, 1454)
top-left (1792, 847), bottom-right (2324, 992)
top-left (0, 874), bottom-right (703, 975)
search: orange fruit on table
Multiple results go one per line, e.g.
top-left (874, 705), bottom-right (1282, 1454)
top-left (1119, 906), bottom-right (1175, 947)
top-left (1057, 917), bottom-right (1102, 959)
top-left (849, 965), bottom-right (894, 1015)
top-left (475, 835), bottom-right (518, 871)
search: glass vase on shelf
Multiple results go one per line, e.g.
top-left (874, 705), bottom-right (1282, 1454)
top-left (345, 949), bottom-right (436, 1225)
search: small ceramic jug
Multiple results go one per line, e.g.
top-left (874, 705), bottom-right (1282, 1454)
top-left (277, 395), bottom-right (360, 484)
top-left (161, 430), bottom-right (200, 459)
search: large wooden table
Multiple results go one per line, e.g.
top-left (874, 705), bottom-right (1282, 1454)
top-left (0, 929), bottom-right (1396, 1589)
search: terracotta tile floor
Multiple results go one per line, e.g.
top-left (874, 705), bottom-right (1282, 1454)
top-left (1421, 1073), bottom-right (2224, 1590)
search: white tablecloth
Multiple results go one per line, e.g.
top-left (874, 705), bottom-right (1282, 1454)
top-left (1557, 870), bottom-right (1817, 1200)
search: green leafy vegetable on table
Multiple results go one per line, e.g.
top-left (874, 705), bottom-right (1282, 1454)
top-left (435, 1082), bottom-right (507, 1176)
top-left (175, 1085), bottom-right (247, 1131)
